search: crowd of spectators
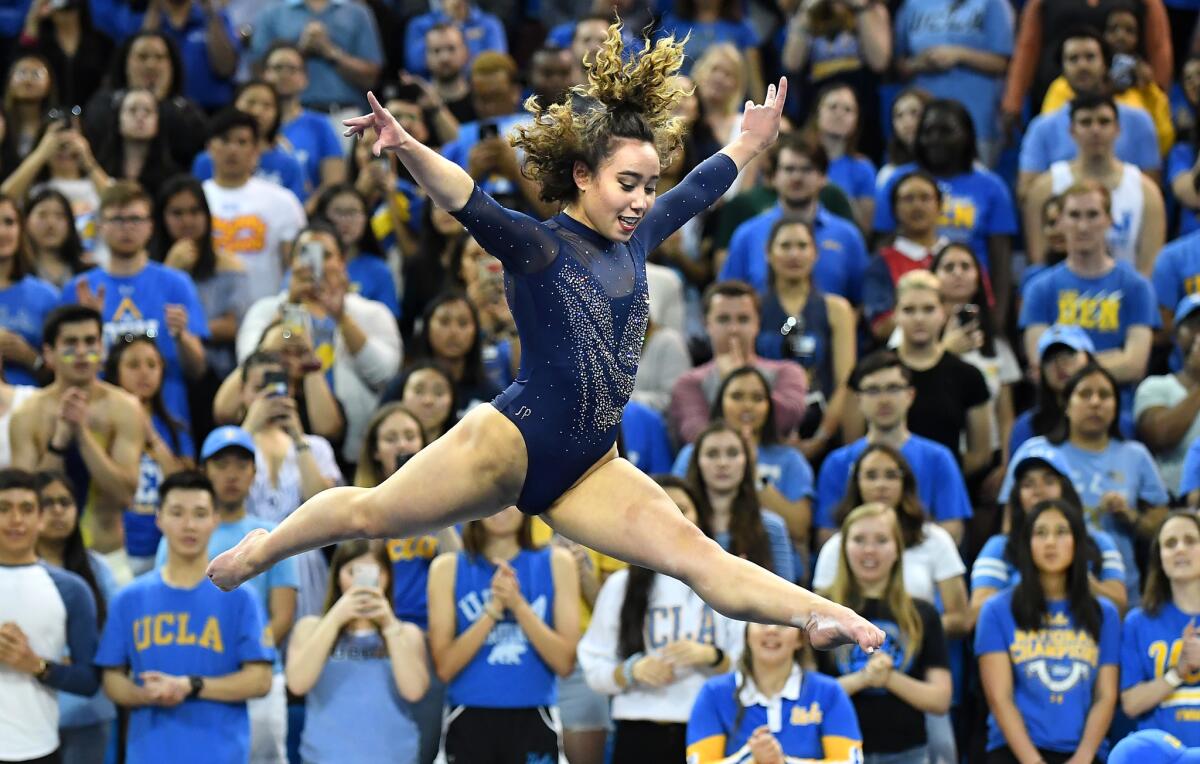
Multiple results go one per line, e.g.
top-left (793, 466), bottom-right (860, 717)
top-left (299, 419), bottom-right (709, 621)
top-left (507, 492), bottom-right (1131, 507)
top-left (4, 0), bottom-right (1200, 762)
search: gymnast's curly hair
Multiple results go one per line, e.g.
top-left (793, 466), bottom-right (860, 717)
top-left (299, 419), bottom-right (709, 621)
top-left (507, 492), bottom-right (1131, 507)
top-left (512, 18), bottom-right (689, 204)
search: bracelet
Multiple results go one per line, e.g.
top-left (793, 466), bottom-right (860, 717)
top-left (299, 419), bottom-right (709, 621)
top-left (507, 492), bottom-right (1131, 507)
top-left (47, 440), bottom-right (70, 457)
top-left (622, 652), bottom-right (644, 687)
top-left (483, 603), bottom-right (504, 621)
top-left (1165, 667), bottom-right (1184, 687)
top-left (709, 646), bottom-right (726, 667)
top-left (294, 440), bottom-right (311, 453)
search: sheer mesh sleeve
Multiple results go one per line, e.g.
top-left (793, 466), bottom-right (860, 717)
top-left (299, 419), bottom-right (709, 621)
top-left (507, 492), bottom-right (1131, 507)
top-left (635, 152), bottom-right (739, 253)
top-left (450, 185), bottom-right (562, 275)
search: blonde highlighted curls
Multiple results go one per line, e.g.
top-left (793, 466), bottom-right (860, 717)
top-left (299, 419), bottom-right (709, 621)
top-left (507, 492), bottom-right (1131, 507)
top-left (512, 18), bottom-right (690, 204)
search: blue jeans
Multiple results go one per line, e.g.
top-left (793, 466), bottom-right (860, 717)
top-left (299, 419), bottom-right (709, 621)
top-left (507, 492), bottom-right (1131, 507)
top-left (59, 723), bottom-right (109, 764)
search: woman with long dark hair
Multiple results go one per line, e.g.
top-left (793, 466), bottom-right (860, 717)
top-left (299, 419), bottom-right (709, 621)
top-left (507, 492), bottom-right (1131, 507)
top-left (818, 502), bottom-right (953, 763)
top-left (95, 87), bottom-right (178, 199)
top-left (34, 470), bottom-right (117, 764)
top-left (976, 499), bottom-right (1120, 764)
top-left (579, 475), bottom-right (742, 761)
top-left (0, 194), bottom-right (55, 386)
top-left (17, 0), bottom-right (112, 108)
top-left (24, 187), bottom-right (88, 288)
top-left (685, 420), bottom-right (796, 582)
top-left (687, 621), bottom-right (863, 762)
top-left (973, 445), bottom-right (1126, 621)
top-left (103, 333), bottom-right (192, 574)
top-left (877, 87), bottom-right (932, 189)
top-left (385, 362), bottom-right (458, 443)
top-left (1, 53), bottom-right (57, 167)
top-left (313, 183), bottom-right (399, 318)
top-left (809, 83), bottom-right (876, 232)
top-left (1121, 512), bottom-right (1200, 746)
top-left (1008, 324), bottom-right (1093, 457)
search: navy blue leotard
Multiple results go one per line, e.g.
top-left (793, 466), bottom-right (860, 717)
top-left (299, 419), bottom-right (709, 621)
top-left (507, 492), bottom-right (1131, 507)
top-left (451, 152), bottom-right (738, 513)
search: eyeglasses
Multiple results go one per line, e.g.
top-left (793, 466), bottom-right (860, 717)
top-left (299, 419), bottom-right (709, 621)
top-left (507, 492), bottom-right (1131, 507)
top-left (102, 215), bottom-right (151, 227)
top-left (327, 207), bottom-right (366, 220)
top-left (859, 384), bottom-right (909, 397)
top-left (12, 69), bottom-right (48, 82)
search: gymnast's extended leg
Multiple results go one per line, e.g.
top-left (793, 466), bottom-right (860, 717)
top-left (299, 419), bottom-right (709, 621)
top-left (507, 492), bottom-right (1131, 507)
top-left (207, 405), bottom-right (528, 589)
top-left (543, 457), bottom-right (885, 651)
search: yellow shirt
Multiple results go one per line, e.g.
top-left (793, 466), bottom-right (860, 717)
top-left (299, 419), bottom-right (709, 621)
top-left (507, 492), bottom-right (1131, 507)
top-left (531, 518), bottom-right (627, 631)
top-left (1040, 76), bottom-right (1174, 157)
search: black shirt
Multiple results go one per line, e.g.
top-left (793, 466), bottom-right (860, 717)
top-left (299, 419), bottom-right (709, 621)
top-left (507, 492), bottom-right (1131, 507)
top-left (816, 598), bottom-right (948, 754)
top-left (905, 352), bottom-right (990, 462)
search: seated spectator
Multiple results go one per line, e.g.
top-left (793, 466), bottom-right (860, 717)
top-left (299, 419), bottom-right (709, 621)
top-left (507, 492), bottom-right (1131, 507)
top-left (104, 334), bottom-right (193, 575)
top-left (1167, 123), bottom-right (1200, 239)
top-left (152, 426), bottom-right (299, 763)
top-left (684, 421), bottom-right (797, 582)
top-left (720, 133), bottom-right (869, 303)
top-left (1175, 57), bottom-right (1200, 139)
top-left (526, 44), bottom-right (573, 108)
top-left (1040, 24), bottom-right (1173, 157)
top-left (0, 195), bottom-right (56, 387)
top-left (655, 0), bottom-right (762, 94)
top-left (23, 188), bottom-right (91, 289)
top-left (892, 270), bottom-right (993, 478)
top-left (755, 218), bottom-right (855, 457)
top-left (95, 87), bottom-right (181, 200)
top-left (1135, 295), bottom-right (1200, 498)
top-left (873, 99), bottom-right (1018, 326)
top-left (1153, 230), bottom-right (1200, 337)
top-left (1021, 181), bottom-right (1157, 392)
top-left (203, 109), bottom-right (307, 304)
top-left (427, 507), bottom-right (579, 763)
top-left (932, 243), bottom-right (1021, 491)
top-left (1, 53), bottom-right (57, 165)
top-left (1109, 730), bottom-right (1200, 763)
top-left (621, 399), bottom-right (676, 475)
top-left (285, 539), bottom-right (428, 764)
top-left (1023, 94), bottom-right (1165, 275)
top-left (390, 70), bottom-right (464, 151)
top-left (863, 170), bottom-right (946, 343)
top-left (461, 253), bottom-right (519, 391)
top-left (349, 130), bottom-right (424, 273)
top-left (564, 13), bottom-right (615, 86)
top-left (403, 0), bottom-right (505, 78)
top-left (0, 122), bottom-right (109, 229)
top-left (95, 471), bottom-right (273, 764)
top-left (417, 23), bottom-right (475, 125)
top-left (813, 444), bottom-right (971, 639)
top-left (33, 470), bottom-right (119, 764)
top-left (312, 184), bottom-right (400, 319)
top-left (1103, 8), bottom-right (1172, 138)
top-left (88, 0), bottom-right (239, 112)
top-left (976, 499), bottom-right (1120, 764)
top-left (356, 402), bottom-right (459, 763)
top-left (646, 261), bottom-right (687, 337)
top-left (673, 367), bottom-right (814, 571)
top-left (1121, 512), bottom-right (1200, 745)
top-left (815, 502), bottom-right (952, 762)
top-left (688, 46), bottom-right (751, 177)
top-left (815, 351), bottom-right (973, 546)
top-left (261, 43), bottom-right (346, 198)
top-left (1001, 363), bottom-right (1169, 602)
top-left (16, 0), bottom-right (112, 108)
top-left (1017, 29), bottom-right (1161, 200)
top-left (192, 81), bottom-right (306, 202)
top-left (62, 180), bottom-right (209, 425)
top-left (808, 83), bottom-right (876, 232)
top-left (249, 0), bottom-right (382, 113)
top-left (1009, 324), bottom-right (1094, 456)
top-left (579, 475), bottom-right (742, 761)
top-left (971, 445), bottom-right (1127, 622)
top-left (632, 317), bottom-right (690, 415)
top-left (10, 306), bottom-right (142, 580)
top-left (687, 622), bottom-right (862, 763)
top-left (876, 87), bottom-right (933, 190)
top-left (82, 32), bottom-right (210, 168)
top-left (385, 362), bottom-right (458, 442)
top-left (669, 280), bottom-right (809, 445)
top-left (0, 467), bottom-right (100, 764)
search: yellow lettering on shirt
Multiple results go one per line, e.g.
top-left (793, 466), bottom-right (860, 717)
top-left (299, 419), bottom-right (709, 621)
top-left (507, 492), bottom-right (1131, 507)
top-left (212, 215), bottom-right (267, 255)
top-left (1148, 640), bottom-right (1200, 683)
top-left (387, 536), bottom-right (439, 562)
top-left (153, 613), bottom-right (174, 646)
top-left (111, 297), bottom-right (143, 322)
top-left (1054, 290), bottom-right (1121, 333)
top-left (791, 701), bottom-right (824, 726)
top-left (1009, 628), bottom-right (1099, 665)
top-left (940, 198), bottom-right (977, 229)
top-left (132, 612), bottom-right (225, 654)
top-left (199, 616), bottom-right (224, 653)
top-left (1185, 275), bottom-right (1200, 296)
top-left (176, 613), bottom-right (197, 646)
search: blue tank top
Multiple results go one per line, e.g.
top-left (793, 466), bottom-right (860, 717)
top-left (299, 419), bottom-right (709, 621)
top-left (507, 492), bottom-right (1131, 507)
top-left (449, 547), bottom-right (556, 708)
top-left (300, 629), bottom-right (419, 764)
top-left (387, 535), bottom-right (442, 630)
top-left (756, 289), bottom-right (834, 395)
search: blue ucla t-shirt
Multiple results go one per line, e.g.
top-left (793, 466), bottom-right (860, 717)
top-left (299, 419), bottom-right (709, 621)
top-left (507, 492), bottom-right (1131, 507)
top-left (971, 531), bottom-right (1126, 592)
top-left (0, 275), bottom-right (58, 385)
top-left (828, 155), bottom-right (877, 200)
top-left (281, 111), bottom-right (344, 194)
top-left (1168, 145), bottom-right (1200, 237)
top-left (621, 399), bottom-right (674, 475)
top-left (192, 146), bottom-right (307, 202)
top-left (62, 263), bottom-right (210, 425)
top-left (386, 534), bottom-right (445, 631)
top-left (1153, 230), bottom-right (1200, 316)
top-left (1019, 261), bottom-right (1159, 353)
top-left (873, 164), bottom-right (1018, 272)
top-left (94, 570), bottom-right (274, 764)
top-left (1121, 603), bottom-right (1200, 745)
top-left (126, 415), bottom-right (195, 559)
top-left (720, 204), bottom-right (870, 303)
top-left (975, 590), bottom-right (1120, 754)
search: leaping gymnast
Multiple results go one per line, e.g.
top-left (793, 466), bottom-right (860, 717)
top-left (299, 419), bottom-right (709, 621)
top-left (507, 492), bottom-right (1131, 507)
top-left (207, 21), bottom-right (885, 652)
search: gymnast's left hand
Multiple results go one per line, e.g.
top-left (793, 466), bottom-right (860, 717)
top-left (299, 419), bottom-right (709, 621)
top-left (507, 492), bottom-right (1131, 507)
top-left (344, 91), bottom-right (412, 157)
top-left (805, 601), bottom-right (886, 653)
top-left (738, 76), bottom-right (788, 154)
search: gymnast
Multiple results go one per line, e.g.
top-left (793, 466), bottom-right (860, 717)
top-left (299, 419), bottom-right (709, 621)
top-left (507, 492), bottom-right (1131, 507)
top-left (207, 20), bottom-right (885, 652)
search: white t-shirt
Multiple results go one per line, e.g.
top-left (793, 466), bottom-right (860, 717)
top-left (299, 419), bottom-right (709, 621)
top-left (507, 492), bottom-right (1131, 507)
top-left (0, 385), bottom-right (35, 467)
top-left (812, 522), bottom-right (966, 604)
top-left (961, 339), bottom-right (1022, 451)
top-left (1133, 374), bottom-right (1200, 495)
top-left (203, 177), bottom-right (306, 303)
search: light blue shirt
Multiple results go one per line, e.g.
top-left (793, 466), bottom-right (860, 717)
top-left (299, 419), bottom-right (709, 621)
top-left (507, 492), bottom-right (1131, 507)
top-left (403, 5), bottom-right (507, 76)
top-left (1020, 103), bottom-right (1160, 174)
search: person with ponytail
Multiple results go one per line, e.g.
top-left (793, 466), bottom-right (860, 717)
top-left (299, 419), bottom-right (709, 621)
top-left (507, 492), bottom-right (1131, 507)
top-left (209, 19), bottom-right (884, 655)
top-left (976, 499), bottom-right (1120, 764)
top-left (578, 475), bottom-right (743, 761)
top-left (817, 503), bottom-right (952, 763)
top-left (687, 622), bottom-right (863, 763)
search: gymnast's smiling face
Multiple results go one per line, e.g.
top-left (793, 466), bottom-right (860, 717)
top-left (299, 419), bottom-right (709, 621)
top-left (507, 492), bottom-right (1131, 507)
top-left (572, 138), bottom-right (660, 242)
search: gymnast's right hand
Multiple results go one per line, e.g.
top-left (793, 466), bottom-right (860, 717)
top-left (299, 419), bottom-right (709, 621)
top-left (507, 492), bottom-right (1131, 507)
top-left (344, 91), bottom-right (411, 157)
top-left (804, 601), bottom-right (886, 653)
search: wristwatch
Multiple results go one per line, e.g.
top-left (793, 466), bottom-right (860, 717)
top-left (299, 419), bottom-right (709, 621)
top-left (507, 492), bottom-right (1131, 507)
top-left (188, 675), bottom-right (205, 699)
top-left (34, 658), bottom-right (51, 682)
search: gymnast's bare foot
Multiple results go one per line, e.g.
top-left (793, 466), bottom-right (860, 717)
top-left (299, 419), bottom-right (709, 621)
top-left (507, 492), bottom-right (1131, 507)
top-left (206, 528), bottom-right (269, 591)
top-left (802, 603), bottom-right (886, 652)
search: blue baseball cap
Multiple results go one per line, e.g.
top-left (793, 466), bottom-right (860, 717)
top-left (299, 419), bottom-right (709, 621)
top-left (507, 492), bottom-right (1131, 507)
top-left (1012, 442), bottom-right (1073, 482)
top-left (1175, 293), bottom-right (1200, 328)
top-left (200, 426), bottom-right (256, 461)
top-left (1036, 324), bottom-right (1095, 362)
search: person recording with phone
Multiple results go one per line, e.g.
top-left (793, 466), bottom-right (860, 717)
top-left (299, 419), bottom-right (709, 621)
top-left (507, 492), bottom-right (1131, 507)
top-left (234, 224), bottom-right (401, 468)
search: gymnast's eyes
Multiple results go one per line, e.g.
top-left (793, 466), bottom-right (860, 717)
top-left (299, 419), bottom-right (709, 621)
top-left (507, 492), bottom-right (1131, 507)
top-left (619, 182), bottom-right (635, 192)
